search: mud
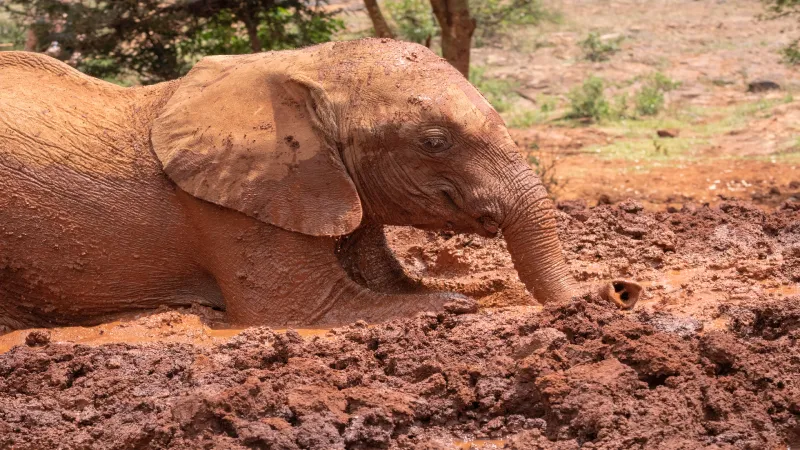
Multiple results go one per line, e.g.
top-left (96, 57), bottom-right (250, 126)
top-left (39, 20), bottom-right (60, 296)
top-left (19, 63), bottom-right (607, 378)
top-left (1, 200), bottom-right (799, 449)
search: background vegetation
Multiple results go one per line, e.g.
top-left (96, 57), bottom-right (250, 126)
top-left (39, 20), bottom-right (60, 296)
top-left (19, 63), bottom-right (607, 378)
top-left (1, 0), bottom-right (343, 84)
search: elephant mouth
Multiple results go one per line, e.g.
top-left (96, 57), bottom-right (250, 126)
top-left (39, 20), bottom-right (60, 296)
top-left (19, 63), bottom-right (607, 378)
top-left (441, 190), bottom-right (499, 238)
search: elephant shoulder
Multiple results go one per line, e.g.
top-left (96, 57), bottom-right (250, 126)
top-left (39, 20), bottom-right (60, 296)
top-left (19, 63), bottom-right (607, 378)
top-left (0, 52), bottom-right (168, 178)
top-left (0, 51), bottom-right (122, 92)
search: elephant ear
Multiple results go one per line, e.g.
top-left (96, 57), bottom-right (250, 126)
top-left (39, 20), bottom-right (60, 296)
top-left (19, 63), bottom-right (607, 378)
top-left (151, 54), bottom-right (362, 236)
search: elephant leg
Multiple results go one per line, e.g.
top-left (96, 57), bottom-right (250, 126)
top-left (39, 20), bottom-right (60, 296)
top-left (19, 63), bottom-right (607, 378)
top-left (180, 193), bottom-right (463, 326)
top-left (206, 227), bottom-right (461, 326)
top-left (336, 224), bottom-right (424, 294)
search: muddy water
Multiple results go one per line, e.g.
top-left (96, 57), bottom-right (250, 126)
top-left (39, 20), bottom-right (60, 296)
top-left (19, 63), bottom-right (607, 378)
top-left (453, 439), bottom-right (506, 448)
top-left (0, 313), bottom-right (331, 354)
top-left (640, 268), bottom-right (800, 297)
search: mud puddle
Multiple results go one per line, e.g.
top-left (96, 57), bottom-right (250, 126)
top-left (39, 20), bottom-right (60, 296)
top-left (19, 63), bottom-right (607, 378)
top-left (0, 313), bottom-right (332, 354)
top-left (453, 439), bottom-right (506, 449)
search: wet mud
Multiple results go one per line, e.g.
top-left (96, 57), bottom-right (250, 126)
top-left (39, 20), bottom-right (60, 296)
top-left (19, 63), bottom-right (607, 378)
top-left (1, 200), bottom-right (798, 449)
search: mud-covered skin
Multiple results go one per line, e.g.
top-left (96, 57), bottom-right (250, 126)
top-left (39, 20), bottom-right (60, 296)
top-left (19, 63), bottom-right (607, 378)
top-left (336, 224), bottom-right (426, 294)
top-left (0, 48), bottom-right (450, 329)
top-left (0, 296), bottom-right (797, 449)
top-left (1, 40), bottom-right (637, 329)
top-left (0, 56), bottom-right (216, 328)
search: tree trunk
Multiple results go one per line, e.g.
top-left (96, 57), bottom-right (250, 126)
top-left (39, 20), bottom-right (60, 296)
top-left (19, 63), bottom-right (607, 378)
top-left (363, 0), bottom-right (395, 38)
top-left (237, 10), bottom-right (263, 53)
top-left (24, 28), bottom-right (38, 52)
top-left (428, 0), bottom-right (475, 78)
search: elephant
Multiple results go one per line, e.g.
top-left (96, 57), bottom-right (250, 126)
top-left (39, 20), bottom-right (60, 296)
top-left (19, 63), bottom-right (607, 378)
top-left (0, 39), bottom-right (641, 331)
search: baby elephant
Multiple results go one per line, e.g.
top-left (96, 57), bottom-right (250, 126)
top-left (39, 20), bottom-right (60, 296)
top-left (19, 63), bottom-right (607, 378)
top-left (0, 39), bottom-right (640, 330)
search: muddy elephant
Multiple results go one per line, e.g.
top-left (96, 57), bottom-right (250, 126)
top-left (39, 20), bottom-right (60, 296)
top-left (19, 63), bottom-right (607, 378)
top-left (0, 39), bottom-right (640, 330)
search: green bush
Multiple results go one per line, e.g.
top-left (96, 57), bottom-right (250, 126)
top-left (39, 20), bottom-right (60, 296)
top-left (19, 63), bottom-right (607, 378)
top-left (470, 0), bottom-right (560, 46)
top-left (2, 0), bottom-right (343, 84)
top-left (0, 17), bottom-right (25, 50)
top-left (179, 7), bottom-right (343, 64)
top-left (567, 76), bottom-right (609, 121)
top-left (652, 71), bottom-right (681, 92)
top-left (610, 93), bottom-right (630, 120)
top-left (633, 72), bottom-right (679, 116)
top-left (781, 39), bottom-right (800, 65)
top-left (469, 66), bottom-right (518, 113)
top-left (385, 0), bottom-right (437, 44)
top-left (579, 32), bottom-right (622, 62)
top-left (634, 85), bottom-right (664, 116)
top-left (760, 1), bottom-right (800, 65)
top-left (538, 94), bottom-right (557, 113)
top-left (386, 0), bottom-right (559, 48)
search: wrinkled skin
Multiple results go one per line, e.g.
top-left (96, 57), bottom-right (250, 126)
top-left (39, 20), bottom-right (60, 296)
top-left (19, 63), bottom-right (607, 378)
top-left (0, 39), bottom-right (640, 330)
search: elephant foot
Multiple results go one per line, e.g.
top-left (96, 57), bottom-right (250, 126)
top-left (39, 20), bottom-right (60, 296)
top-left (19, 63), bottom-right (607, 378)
top-left (598, 280), bottom-right (643, 310)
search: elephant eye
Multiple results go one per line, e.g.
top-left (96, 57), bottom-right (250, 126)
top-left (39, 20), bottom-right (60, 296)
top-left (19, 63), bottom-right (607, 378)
top-left (420, 129), bottom-right (452, 153)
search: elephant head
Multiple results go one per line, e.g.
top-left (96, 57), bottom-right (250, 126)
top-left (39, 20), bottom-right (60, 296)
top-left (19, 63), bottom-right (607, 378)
top-left (151, 39), bottom-right (640, 308)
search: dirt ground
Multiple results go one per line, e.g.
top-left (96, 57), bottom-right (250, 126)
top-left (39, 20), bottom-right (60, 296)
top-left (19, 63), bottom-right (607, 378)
top-left (469, 0), bottom-right (800, 208)
top-left (2, 0), bottom-right (800, 448)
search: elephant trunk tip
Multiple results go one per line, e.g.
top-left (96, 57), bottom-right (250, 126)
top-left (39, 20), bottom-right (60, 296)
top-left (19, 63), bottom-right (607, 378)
top-left (597, 279), bottom-right (643, 310)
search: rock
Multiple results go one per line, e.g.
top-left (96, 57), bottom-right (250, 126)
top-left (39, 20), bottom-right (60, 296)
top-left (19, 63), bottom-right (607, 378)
top-left (514, 327), bottom-right (567, 358)
top-left (747, 80), bottom-right (780, 93)
top-left (657, 129), bottom-right (679, 138)
top-left (25, 330), bottom-right (51, 347)
top-left (781, 198), bottom-right (800, 211)
top-left (618, 199), bottom-right (644, 213)
top-left (444, 297), bottom-right (479, 315)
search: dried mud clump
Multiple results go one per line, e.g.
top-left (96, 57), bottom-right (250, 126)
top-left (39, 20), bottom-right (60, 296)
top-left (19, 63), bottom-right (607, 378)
top-left (1, 296), bottom-right (797, 449)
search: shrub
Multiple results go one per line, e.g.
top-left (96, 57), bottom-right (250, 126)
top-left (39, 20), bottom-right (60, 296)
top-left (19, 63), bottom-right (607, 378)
top-left (385, 0), bottom-right (438, 45)
top-left (567, 76), bottom-right (609, 121)
top-left (634, 85), bottom-right (664, 116)
top-left (0, 17), bottom-right (24, 50)
top-left (469, 66), bottom-right (518, 113)
top-left (179, 7), bottom-right (344, 65)
top-left (610, 93), bottom-right (630, 120)
top-left (470, 0), bottom-right (560, 46)
top-left (579, 32), bottom-right (622, 62)
top-left (760, 1), bottom-right (800, 65)
top-left (1, 1), bottom-right (343, 83)
top-left (633, 72), bottom-right (678, 116)
top-left (538, 95), bottom-right (557, 113)
top-left (652, 71), bottom-right (681, 92)
top-left (386, 0), bottom-right (559, 48)
top-left (781, 39), bottom-right (800, 65)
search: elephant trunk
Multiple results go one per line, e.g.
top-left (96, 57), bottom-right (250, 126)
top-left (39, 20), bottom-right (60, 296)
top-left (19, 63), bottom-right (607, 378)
top-left (499, 166), bottom-right (642, 308)
top-left (500, 168), bottom-right (580, 305)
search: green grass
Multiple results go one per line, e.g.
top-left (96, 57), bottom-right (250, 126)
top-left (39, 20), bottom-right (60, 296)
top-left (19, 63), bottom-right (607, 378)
top-left (468, 65), bottom-right (794, 166)
top-left (579, 32), bottom-right (623, 62)
top-left (504, 94), bottom-right (561, 128)
top-left (584, 136), bottom-right (709, 162)
top-left (576, 96), bottom-right (793, 162)
top-left (469, 66), bottom-right (519, 113)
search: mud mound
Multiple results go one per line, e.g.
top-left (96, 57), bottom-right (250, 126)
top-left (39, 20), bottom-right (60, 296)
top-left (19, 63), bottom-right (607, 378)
top-left (1, 295), bottom-right (797, 449)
